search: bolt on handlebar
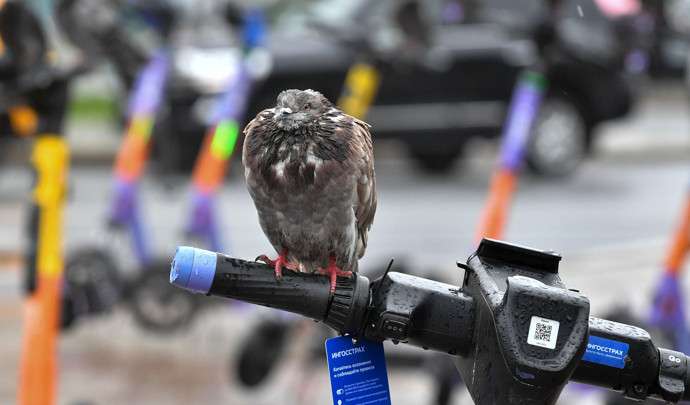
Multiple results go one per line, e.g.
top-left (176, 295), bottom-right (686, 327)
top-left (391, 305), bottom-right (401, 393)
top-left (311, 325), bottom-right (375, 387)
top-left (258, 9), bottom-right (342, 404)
top-left (169, 239), bottom-right (690, 404)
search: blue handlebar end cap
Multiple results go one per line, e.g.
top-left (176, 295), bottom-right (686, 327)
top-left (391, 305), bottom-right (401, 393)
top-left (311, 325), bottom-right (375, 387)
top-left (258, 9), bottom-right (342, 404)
top-left (170, 246), bottom-right (217, 294)
top-left (171, 246), bottom-right (195, 287)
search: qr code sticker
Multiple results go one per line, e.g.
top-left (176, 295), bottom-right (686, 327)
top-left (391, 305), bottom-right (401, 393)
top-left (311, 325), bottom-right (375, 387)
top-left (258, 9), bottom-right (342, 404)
top-left (527, 316), bottom-right (559, 349)
top-left (533, 323), bottom-right (552, 341)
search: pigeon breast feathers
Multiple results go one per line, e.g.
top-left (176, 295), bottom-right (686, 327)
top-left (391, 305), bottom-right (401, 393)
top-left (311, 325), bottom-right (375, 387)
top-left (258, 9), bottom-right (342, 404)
top-left (241, 91), bottom-right (377, 272)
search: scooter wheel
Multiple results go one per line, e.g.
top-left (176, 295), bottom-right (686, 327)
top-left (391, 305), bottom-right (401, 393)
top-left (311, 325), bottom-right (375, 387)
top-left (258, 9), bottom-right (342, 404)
top-left (61, 248), bottom-right (121, 330)
top-left (129, 260), bottom-right (199, 333)
top-left (235, 319), bottom-right (293, 387)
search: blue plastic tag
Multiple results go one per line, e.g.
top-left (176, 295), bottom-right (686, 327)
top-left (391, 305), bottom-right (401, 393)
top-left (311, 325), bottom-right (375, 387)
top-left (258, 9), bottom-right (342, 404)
top-left (325, 336), bottom-right (392, 405)
top-left (582, 335), bottom-right (629, 369)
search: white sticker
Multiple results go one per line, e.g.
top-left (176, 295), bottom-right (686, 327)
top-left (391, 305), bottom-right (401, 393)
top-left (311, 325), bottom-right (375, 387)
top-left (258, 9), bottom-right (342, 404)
top-left (527, 316), bottom-right (560, 349)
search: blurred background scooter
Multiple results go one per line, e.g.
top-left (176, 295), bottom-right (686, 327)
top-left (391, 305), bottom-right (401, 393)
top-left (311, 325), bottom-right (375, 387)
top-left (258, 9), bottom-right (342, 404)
top-left (127, 4), bottom-right (273, 333)
top-left (0, 1), bottom-right (96, 403)
top-left (54, 0), bottom-right (188, 332)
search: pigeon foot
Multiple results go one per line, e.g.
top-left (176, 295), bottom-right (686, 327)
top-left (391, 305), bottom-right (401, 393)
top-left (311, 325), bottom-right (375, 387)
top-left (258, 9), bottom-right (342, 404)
top-left (316, 255), bottom-right (352, 293)
top-left (257, 248), bottom-right (296, 279)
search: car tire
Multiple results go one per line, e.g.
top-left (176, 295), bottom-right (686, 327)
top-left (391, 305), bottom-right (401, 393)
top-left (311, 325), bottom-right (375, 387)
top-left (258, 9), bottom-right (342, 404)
top-left (526, 95), bottom-right (589, 178)
top-left (411, 146), bottom-right (462, 173)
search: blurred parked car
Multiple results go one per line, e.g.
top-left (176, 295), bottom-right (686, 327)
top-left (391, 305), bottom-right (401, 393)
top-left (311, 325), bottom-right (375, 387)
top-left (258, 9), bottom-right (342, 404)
top-left (239, 0), bottom-right (651, 176)
top-left (153, 0), bottom-right (651, 177)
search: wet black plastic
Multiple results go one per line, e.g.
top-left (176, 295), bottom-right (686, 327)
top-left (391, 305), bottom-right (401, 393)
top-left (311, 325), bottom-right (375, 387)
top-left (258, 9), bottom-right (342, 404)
top-left (177, 240), bottom-right (690, 404)
top-left (571, 317), bottom-right (690, 402)
top-left (207, 253), bottom-right (369, 334)
top-left (364, 272), bottom-right (475, 355)
top-left (454, 238), bottom-right (591, 404)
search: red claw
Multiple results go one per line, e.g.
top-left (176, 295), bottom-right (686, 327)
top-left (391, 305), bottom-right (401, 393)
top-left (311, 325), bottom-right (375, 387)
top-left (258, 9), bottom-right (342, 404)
top-left (316, 255), bottom-right (352, 293)
top-left (257, 248), bottom-right (296, 278)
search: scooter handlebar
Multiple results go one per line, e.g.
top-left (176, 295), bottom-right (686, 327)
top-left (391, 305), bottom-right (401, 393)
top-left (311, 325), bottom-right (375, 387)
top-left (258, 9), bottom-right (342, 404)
top-left (171, 246), bottom-right (369, 334)
top-left (169, 243), bottom-right (690, 404)
top-left (170, 246), bottom-right (475, 353)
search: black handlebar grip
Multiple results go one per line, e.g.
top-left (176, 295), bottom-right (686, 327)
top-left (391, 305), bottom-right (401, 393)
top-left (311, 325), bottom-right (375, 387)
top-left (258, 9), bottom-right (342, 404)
top-left (170, 247), bottom-right (370, 334)
top-left (571, 317), bottom-right (690, 403)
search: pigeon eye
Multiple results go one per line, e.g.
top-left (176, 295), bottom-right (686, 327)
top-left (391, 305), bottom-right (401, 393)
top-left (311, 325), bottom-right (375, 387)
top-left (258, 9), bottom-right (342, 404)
top-left (303, 104), bottom-right (311, 111)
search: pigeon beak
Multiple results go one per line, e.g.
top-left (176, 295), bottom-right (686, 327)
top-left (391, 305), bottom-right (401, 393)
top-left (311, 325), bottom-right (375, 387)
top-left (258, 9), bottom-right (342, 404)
top-left (274, 107), bottom-right (293, 121)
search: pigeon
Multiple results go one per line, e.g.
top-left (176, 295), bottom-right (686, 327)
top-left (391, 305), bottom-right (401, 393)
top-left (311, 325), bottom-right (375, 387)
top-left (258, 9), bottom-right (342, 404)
top-left (242, 89), bottom-right (376, 293)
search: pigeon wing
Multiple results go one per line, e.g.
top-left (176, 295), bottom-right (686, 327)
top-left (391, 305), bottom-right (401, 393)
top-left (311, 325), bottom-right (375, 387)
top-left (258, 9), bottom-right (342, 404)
top-left (346, 118), bottom-right (377, 258)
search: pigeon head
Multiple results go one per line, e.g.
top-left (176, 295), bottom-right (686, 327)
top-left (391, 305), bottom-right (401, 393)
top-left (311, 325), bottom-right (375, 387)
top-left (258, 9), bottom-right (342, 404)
top-left (273, 89), bottom-right (330, 130)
